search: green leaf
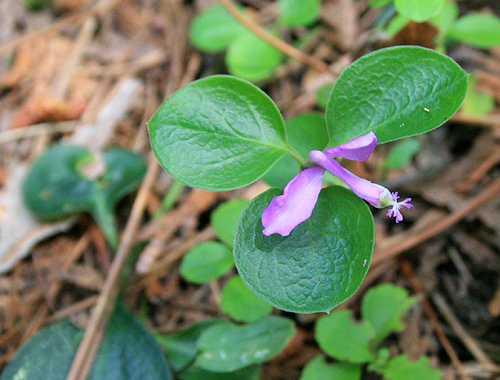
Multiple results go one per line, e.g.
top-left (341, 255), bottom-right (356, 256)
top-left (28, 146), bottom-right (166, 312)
top-left (394, 0), bottom-right (444, 22)
top-left (461, 75), bottom-right (495, 116)
top-left (180, 242), bottom-right (234, 284)
top-left (326, 46), bottom-right (468, 147)
top-left (300, 356), bottom-right (362, 380)
top-left (0, 320), bottom-right (82, 380)
top-left (179, 364), bottom-right (261, 380)
top-left (361, 283), bottom-right (416, 346)
top-left (156, 320), bottom-right (225, 372)
top-left (148, 75), bottom-right (294, 191)
top-left (279, 0), bottom-right (321, 27)
top-left (211, 199), bottom-right (250, 248)
top-left (221, 275), bottom-right (273, 322)
top-left (448, 13), bottom-right (500, 48)
top-left (383, 138), bottom-right (421, 169)
top-left (1, 304), bottom-right (173, 380)
top-left (385, 14), bottom-right (409, 37)
top-left (379, 354), bottom-right (441, 380)
top-left (226, 30), bottom-right (284, 82)
top-left (234, 186), bottom-right (374, 314)
top-left (22, 144), bottom-right (147, 248)
top-left (89, 303), bottom-right (173, 380)
top-left (315, 310), bottom-right (376, 363)
top-left (315, 83), bottom-right (334, 109)
top-left (263, 112), bottom-right (329, 188)
top-left (370, 0), bottom-right (392, 8)
top-left (189, 4), bottom-right (246, 52)
top-left (196, 316), bottom-right (295, 372)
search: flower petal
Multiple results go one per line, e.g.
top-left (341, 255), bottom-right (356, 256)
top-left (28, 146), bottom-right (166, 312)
top-left (323, 131), bottom-right (378, 161)
top-left (310, 150), bottom-right (386, 206)
top-left (262, 166), bottom-right (325, 236)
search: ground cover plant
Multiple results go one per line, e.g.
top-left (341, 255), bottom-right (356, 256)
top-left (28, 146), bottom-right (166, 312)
top-left (0, 0), bottom-right (499, 379)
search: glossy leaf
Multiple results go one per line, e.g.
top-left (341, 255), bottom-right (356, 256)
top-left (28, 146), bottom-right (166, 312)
top-left (211, 199), bottom-right (250, 248)
top-left (300, 356), bottom-right (362, 380)
top-left (234, 186), bottom-right (374, 314)
top-left (361, 283), bottom-right (416, 346)
top-left (22, 143), bottom-right (146, 248)
top-left (189, 4), bottom-right (246, 52)
top-left (315, 310), bottom-right (376, 363)
top-left (196, 316), bottom-right (295, 372)
top-left (156, 320), bottom-right (225, 372)
top-left (89, 303), bottom-right (173, 380)
top-left (448, 13), bottom-right (500, 48)
top-left (394, 0), bottom-right (444, 22)
top-left (380, 354), bottom-right (441, 380)
top-left (180, 242), bottom-right (234, 284)
top-left (1, 304), bottom-right (173, 380)
top-left (226, 30), bottom-right (283, 82)
top-left (221, 275), bottom-right (273, 322)
top-left (326, 46), bottom-right (468, 147)
top-left (279, 0), bottom-right (321, 27)
top-left (263, 112), bottom-right (329, 188)
top-left (148, 76), bottom-right (293, 191)
top-left (179, 364), bottom-right (261, 380)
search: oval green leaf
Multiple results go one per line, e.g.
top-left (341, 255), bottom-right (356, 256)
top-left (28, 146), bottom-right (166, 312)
top-left (180, 242), bottom-right (234, 284)
top-left (234, 186), bottom-right (374, 314)
top-left (211, 199), bottom-right (250, 248)
top-left (221, 275), bottom-right (273, 322)
top-left (196, 315), bottom-right (295, 372)
top-left (189, 4), bottom-right (246, 52)
top-left (394, 0), bottom-right (444, 22)
top-left (279, 0), bottom-right (321, 27)
top-left (326, 46), bottom-right (468, 147)
top-left (381, 354), bottom-right (441, 380)
top-left (148, 76), bottom-right (291, 191)
top-left (448, 13), bottom-right (500, 49)
top-left (226, 31), bottom-right (284, 82)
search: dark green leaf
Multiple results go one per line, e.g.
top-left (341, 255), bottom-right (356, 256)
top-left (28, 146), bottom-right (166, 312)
top-left (234, 186), bottom-right (374, 313)
top-left (180, 242), bottom-right (234, 284)
top-left (156, 320), bottom-right (225, 372)
top-left (221, 275), bottom-right (273, 322)
top-left (0, 320), bottom-right (82, 380)
top-left (211, 199), bottom-right (250, 248)
top-left (326, 46), bottom-right (468, 147)
top-left (22, 144), bottom-right (146, 247)
top-left (315, 310), bottom-right (375, 363)
top-left (196, 316), bottom-right (295, 372)
top-left (148, 76), bottom-right (294, 191)
top-left (189, 4), bottom-right (246, 52)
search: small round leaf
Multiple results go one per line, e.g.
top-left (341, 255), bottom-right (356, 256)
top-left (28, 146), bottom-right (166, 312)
top-left (234, 186), bottom-right (374, 313)
top-left (180, 242), bottom-right (234, 284)
top-left (211, 199), bottom-right (250, 248)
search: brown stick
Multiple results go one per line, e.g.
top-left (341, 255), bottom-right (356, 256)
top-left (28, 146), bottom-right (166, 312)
top-left (401, 260), bottom-right (470, 380)
top-left (218, 0), bottom-right (338, 77)
top-left (373, 177), bottom-right (500, 265)
top-left (65, 157), bottom-right (160, 380)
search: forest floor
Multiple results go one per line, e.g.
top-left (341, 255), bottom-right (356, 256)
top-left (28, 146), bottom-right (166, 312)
top-left (0, 0), bottom-right (499, 379)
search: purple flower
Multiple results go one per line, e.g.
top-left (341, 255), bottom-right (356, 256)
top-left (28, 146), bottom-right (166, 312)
top-left (262, 132), bottom-right (413, 236)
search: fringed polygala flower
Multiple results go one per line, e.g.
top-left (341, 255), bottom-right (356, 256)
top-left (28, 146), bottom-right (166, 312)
top-left (262, 132), bottom-right (413, 236)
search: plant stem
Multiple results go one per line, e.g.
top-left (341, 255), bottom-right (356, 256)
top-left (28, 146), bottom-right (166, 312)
top-left (153, 180), bottom-right (185, 220)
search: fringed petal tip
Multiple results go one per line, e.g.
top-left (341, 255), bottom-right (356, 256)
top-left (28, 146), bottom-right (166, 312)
top-left (386, 192), bottom-right (413, 223)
